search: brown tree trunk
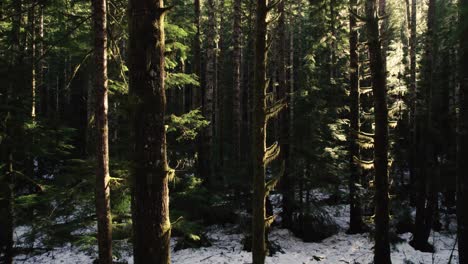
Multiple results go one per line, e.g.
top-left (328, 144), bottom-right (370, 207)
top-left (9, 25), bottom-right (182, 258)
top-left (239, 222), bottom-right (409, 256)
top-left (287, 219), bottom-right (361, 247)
top-left (252, 0), bottom-right (268, 262)
top-left (0, 1), bottom-right (22, 263)
top-left (202, 0), bottom-right (217, 186)
top-left (92, 0), bottom-right (113, 263)
top-left (365, 0), bottom-right (391, 263)
top-left (407, 0), bottom-right (417, 205)
top-left (128, 0), bottom-right (171, 263)
top-left (411, 0), bottom-right (436, 252)
top-left (378, 0), bottom-right (387, 72)
top-left (348, 0), bottom-right (364, 234)
top-left (278, 0), bottom-right (292, 229)
top-left (457, 0), bottom-right (468, 262)
top-left (232, 0), bottom-right (242, 168)
top-left (29, 1), bottom-right (36, 119)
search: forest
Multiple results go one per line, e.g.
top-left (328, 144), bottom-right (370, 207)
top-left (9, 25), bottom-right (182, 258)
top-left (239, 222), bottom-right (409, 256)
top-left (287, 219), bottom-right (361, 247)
top-left (0, 0), bottom-right (467, 263)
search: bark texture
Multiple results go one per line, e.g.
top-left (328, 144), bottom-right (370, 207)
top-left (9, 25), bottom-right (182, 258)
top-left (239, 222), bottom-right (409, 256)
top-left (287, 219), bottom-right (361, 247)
top-left (458, 0), bottom-right (468, 262)
top-left (365, 0), bottom-right (391, 263)
top-left (348, 0), bottom-right (364, 234)
top-left (232, 0), bottom-right (242, 169)
top-left (128, 0), bottom-right (171, 263)
top-left (252, 0), bottom-right (268, 262)
top-left (92, 0), bottom-right (113, 262)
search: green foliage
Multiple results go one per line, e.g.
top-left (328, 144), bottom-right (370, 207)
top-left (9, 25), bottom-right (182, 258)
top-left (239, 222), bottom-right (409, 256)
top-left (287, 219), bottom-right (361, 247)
top-left (166, 73), bottom-right (200, 89)
top-left (168, 109), bottom-right (209, 142)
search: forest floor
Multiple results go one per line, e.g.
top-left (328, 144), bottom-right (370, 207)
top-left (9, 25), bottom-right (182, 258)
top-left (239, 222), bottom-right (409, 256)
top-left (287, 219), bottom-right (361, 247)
top-left (14, 193), bottom-right (459, 264)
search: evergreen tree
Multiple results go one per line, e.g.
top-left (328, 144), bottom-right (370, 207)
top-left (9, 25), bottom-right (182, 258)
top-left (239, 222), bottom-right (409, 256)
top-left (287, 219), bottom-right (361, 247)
top-left (92, 0), bottom-right (113, 262)
top-left (128, 0), bottom-right (172, 263)
top-left (365, 0), bottom-right (391, 262)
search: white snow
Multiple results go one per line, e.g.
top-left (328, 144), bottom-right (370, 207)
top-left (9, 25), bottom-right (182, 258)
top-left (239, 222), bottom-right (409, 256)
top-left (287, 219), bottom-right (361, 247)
top-left (14, 204), bottom-right (459, 264)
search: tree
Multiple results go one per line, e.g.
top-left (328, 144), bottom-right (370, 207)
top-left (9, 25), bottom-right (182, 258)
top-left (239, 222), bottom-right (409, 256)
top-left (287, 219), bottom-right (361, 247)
top-left (201, 0), bottom-right (218, 186)
top-left (365, 0), bottom-right (391, 262)
top-left (232, 0), bottom-right (242, 171)
top-left (278, 0), bottom-right (293, 230)
top-left (348, 0), bottom-right (365, 234)
top-left (411, 0), bottom-right (437, 252)
top-left (92, 0), bottom-right (113, 262)
top-left (0, 1), bottom-right (23, 263)
top-left (457, 0), bottom-right (468, 262)
top-left (128, 0), bottom-right (171, 263)
top-left (252, 0), bottom-right (285, 262)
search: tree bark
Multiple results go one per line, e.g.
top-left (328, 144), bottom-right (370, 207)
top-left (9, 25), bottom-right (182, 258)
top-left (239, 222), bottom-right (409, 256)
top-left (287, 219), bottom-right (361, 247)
top-left (365, 0), bottom-right (391, 263)
top-left (0, 1), bottom-right (23, 263)
top-left (457, 0), bottom-right (468, 262)
top-left (92, 0), bottom-right (113, 262)
top-left (278, 0), bottom-right (292, 230)
top-left (232, 0), bottom-right (242, 168)
top-left (348, 0), bottom-right (364, 234)
top-left (411, 0), bottom-right (437, 252)
top-left (29, 1), bottom-right (36, 119)
top-left (128, 0), bottom-right (171, 263)
top-left (202, 0), bottom-right (217, 186)
top-left (252, 0), bottom-right (268, 261)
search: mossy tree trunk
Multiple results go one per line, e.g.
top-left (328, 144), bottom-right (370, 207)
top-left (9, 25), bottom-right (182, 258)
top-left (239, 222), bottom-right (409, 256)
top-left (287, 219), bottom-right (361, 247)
top-left (128, 0), bottom-right (171, 263)
top-left (252, 0), bottom-right (285, 262)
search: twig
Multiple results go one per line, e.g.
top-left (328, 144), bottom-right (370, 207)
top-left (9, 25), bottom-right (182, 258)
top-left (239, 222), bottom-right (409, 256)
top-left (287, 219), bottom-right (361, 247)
top-left (448, 234), bottom-right (458, 264)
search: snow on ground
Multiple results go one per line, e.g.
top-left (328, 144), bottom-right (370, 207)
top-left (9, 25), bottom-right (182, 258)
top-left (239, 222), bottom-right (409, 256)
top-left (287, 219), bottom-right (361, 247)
top-left (14, 203), bottom-right (458, 264)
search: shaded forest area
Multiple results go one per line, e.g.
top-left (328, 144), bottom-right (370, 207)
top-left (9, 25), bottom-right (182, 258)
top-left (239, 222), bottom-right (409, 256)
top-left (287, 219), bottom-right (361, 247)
top-left (0, 0), bottom-right (467, 263)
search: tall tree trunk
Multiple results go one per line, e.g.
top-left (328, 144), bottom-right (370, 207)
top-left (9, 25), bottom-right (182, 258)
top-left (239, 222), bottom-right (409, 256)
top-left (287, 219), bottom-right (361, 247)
top-left (365, 0), bottom-right (391, 263)
top-left (278, 0), bottom-right (292, 229)
top-left (193, 0), bottom-right (201, 110)
top-left (92, 0), bottom-right (113, 263)
top-left (252, 0), bottom-right (284, 262)
top-left (38, 3), bottom-right (46, 117)
top-left (348, 0), bottom-right (364, 234)
top-left (232, 0), bottom-right (242, 168)
top-left (252, 0), bottom-right (268, 262)
top-left (378, 0), bottom-right (387, 71)
top-left (457, 0), bottom-right (468, 262)
top-left (407, 0), bottom-right (417, 205)
top-left (216, 0), bottom-right (225, 179)
top-left (202, 0), bottom-right (217, 186)
top-left (128, 1), bottom-right (171, 263)
top-left (29, 1), bottom-right (36, 119)
top-left (411, 0), bottom-right (437, 252)
top-left (0, 1), bottom-right (22, 263)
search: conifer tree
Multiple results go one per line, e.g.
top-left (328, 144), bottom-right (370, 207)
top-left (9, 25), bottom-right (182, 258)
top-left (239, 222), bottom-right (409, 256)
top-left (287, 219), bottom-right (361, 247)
top-left (457, 0), bottom-right (468, 262)
top-left (365, 0), bottom-right (391, 262)
top-left (128, 0), bottom-right (172, 263)
top-left (92, 0), bottom-right (113, 262)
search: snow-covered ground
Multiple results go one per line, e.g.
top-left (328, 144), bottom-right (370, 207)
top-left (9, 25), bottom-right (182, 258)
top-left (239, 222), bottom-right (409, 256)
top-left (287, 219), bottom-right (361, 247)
top-left (14, 204), bottom-right (458, 264)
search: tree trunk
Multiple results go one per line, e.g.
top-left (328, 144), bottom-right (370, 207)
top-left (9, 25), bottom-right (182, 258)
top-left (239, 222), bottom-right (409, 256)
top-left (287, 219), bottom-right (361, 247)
top-left (457, 0), bottom-right (468, 262)
top-left (278, 0), bottom-right (292, 230)
top-left (407, 0), bottom-right (417, 205)
top-left (202, 0), bottom-right (217, 186)
top-left (92, 0), bottom-right (113, 262)
top-left (29, 1), bottom-right (36, 119)
top-left (232, 0), bottom-right (242, 169)
top-left (348, 0), bottom-right (364, 234)
top-left (252, 0), bottom-right (268, 262)
top-left (128, 1), bottom-right (171, 263)
top-left (411, 0), bottom-right (436, 252)
top-left (365, 0), bottom-right (391, 263)
top-left (378, 0), bottom-right (387, 72)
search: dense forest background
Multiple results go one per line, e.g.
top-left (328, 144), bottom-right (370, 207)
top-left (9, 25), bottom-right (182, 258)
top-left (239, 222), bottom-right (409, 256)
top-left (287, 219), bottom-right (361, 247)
top-left (0, 0), bottom-right (467, 263)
